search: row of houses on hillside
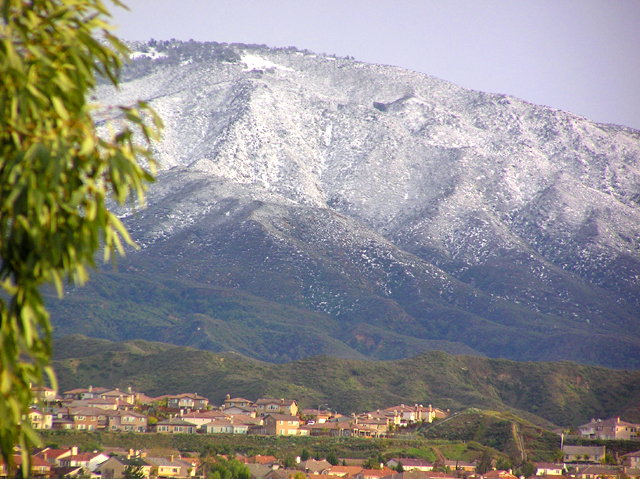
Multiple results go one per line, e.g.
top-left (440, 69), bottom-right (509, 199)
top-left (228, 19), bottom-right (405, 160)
top-left (28, 386), bottom-right (449, 437)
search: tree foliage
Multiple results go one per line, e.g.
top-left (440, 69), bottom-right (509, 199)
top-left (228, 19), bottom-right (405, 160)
top-left (124, 464), bottom-right (146, 479)
top-left (325, 451), bottom-right (339, 466)
top-left (206, 457), bottom-right (251, 479)
top-left (476, 450), bottom-right (493, 474)
top-left (300, 448), bottom-right (310, 462)
top-left (0, 0), bottom-right (160, 469)
top-left (362, 453), bottom-right (385, 470)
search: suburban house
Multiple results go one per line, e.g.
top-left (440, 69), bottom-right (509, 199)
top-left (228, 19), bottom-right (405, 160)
top-left (357, 467), bottom-right (396, 479)
top-left (442, 460), bottom-right (475, 472)
top-left (297, 459), bottom-right (332, 474)
top-left (166, 393), bottom-right (209, 411)
top-left (350, 423), bottom-right (387, 438)
top-left (0, 454), bottom-right (52, 477)
top-left (59, 406), bottom-right (107, 431)
top-left (578, 417), bottom-right (640, 441)
top-left (382, 404), bottom-right (438, 425)
top-left (262, 414), bottom-right (304, 436)
top-left (534, 463), bottom-right (564, 475)
top-left (58, 451), bottom-right (110, 471)
top-left (62, 386), bottom-right (109, 400)
top-left (100, 387), bottom-right (137, 405)
top-left (387, 459), bottom-right (434, 472)
top-left (31, 385), bottom-right (57, 403)
top-left (484, 471), bottom-right (518, 479)
top-left (222, 405), bottom-right (255, 416)
top-left (255, 398), bottom-right (299, 417)
top-left (223, 395), bottom-right (254, 409)
top-left (354, 415), bottom-right (389, 434)
top-left (573, 465), bottom-right (624, 479)
top-left (106, 410), bottom-right (148, 432)
top-left (306, 421), bottom-right (355, 437)
top-left (181, 410), bottom-right (228, 429)
top-left (145, 456), bottom-right (195, 478)
top-left (153, 417), bottom-right (198, 434)
top-left (98, 456), bottom-right (153, 479)
top-left (35, 446), bottom-right (78, 466)
top-left (326, 466), bottom-right (366, 477)
top-left (245, 463), bottom-right (273, 479)
top-left (69, 397), bottom-right (120, 410)
top-left (28, 408), bottom-right (53, 429)
top-left (300, 408), bottom-right (333, 424)
top-left (202, 419), bottom-right (236, 434)
top-left (224, 413), bottom-right (261, 425)
top-left (562, 445), bottom-right (606, 463)
top-left (622, 451), bottom-right (640, 469)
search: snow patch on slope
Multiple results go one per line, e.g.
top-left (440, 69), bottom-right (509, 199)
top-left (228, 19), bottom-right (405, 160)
top-left (241, 53), bottom-right (294, 72)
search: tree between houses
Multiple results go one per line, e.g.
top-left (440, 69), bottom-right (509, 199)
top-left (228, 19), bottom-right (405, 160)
top-left (0, 0), bottom-right (161, 471)
top-left (124, 464), bottom-right (146, 479)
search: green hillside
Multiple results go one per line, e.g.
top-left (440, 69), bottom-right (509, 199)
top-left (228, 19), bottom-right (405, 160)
top-left (420, 409), bottom-right (560, 462)
top-left (52, 336), bottom-right (640, 428)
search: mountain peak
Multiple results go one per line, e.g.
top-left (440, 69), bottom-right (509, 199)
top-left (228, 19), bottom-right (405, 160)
top-left (58, 40), bottom-right (640, 368)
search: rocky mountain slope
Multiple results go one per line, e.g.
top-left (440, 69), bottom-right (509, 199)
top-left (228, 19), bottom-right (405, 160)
top-left (49, 41), bottom-right (640, 368)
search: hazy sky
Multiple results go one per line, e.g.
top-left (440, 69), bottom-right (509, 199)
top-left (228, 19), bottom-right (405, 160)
top-left (111, 0), bottom-right (640, 130)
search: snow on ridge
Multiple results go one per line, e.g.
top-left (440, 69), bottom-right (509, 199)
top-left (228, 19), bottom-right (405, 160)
top-left (241, 53), bottom-right (294, 72)
top-left (130, 47), bottom-right (167, 60)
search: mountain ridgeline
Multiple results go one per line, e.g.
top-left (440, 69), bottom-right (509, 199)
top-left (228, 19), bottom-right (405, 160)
top-left (49, 40), bottom-right (640, 368)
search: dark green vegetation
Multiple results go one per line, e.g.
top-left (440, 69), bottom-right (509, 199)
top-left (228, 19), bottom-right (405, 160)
top-left (420, 409), bottom-right (560, 463)
top-left (37, 429), bottom-right (543, 465)
top-left (53, 336), bottom-right (640, 427)
top-left (45, 207), bottom-right (640, 368)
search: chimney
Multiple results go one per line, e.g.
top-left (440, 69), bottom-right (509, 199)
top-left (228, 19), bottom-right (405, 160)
top-left (170, 455), bottom-right (174, 463)
top-left (71, 446), bottom-right (78, 456)
top-left (89, 385), bottom-right (93, 392)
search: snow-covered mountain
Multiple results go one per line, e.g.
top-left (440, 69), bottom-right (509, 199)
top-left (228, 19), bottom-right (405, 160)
top-left (51, 41), bottom-right (640, 368)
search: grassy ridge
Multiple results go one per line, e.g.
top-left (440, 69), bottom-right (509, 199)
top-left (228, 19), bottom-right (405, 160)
top-left (52, 336), bottom-right (640, 427)
top-left (40, 429), bottom-right (492, 462)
